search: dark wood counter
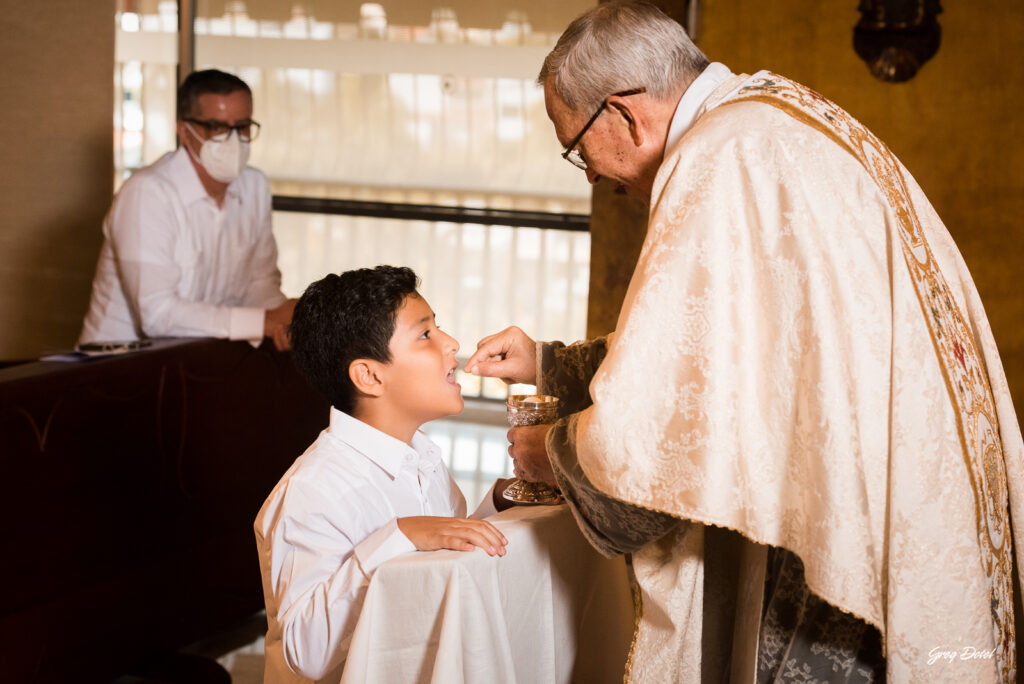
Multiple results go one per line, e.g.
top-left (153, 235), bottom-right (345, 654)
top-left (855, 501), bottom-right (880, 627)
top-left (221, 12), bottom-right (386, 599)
top-left (0, 338), bottom-right (329, 683)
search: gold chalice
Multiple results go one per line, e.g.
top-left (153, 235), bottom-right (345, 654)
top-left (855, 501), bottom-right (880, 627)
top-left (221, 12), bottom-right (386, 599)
top-left (503, 394), bottom-right (562, 504)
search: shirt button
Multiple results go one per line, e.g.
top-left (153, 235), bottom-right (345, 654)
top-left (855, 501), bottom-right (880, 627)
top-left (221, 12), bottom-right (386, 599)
top-left (405, 454), bottom-right (415, 463)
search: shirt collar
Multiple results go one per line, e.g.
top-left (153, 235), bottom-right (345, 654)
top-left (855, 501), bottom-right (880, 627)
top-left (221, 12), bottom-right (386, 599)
top-left (327, 407), bottom-right (442, 479)
top-left (665, 62), bottom-right (734, 156)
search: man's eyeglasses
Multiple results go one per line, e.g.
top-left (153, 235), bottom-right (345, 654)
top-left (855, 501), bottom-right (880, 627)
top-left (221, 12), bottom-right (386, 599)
top-left (561, 88), bottom-right (646, 171)
top-left (184, 118), bottom-right (261, 143)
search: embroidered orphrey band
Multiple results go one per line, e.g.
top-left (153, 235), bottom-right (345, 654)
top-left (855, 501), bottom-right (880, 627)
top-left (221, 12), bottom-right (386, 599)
top-left (722, 75), bottom-right (1016, 682)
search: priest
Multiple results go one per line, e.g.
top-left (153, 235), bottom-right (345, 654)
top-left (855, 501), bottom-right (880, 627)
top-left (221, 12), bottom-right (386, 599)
top-left (466, 1), bottom-right (1024, 681)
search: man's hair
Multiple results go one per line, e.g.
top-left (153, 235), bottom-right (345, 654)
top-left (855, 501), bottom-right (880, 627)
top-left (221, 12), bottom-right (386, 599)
top-left (176, 69), bottom-right (252, 121)
top-left (290, 265), bottom-right (420, 415)
top-left (538, 0), bottom-right (709, 112)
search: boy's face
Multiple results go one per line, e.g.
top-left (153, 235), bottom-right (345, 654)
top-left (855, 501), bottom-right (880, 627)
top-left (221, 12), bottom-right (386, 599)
top-left (381, 293), bottom-right (464, 425)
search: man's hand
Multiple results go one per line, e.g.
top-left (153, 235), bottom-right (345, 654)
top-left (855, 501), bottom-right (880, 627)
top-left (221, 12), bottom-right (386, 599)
top-left (264, 298), bottom-right (298, 351)
top-left (508, 424), bottom-right (556, 486)
top-left (491, 477), bottom-right (519, 511)
top-left (397, 516), bottom-right (508, 557)
top-left (465, 326), bottom-right (537, 385)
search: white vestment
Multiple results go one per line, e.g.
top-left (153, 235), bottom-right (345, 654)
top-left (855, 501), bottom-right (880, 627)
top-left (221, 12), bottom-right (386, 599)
top-left (572, 72), bottom-right (1024, 682)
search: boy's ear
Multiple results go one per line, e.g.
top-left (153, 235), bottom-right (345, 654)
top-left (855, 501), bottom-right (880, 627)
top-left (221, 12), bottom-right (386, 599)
top-left (349, 359), bottom-right (385, 398)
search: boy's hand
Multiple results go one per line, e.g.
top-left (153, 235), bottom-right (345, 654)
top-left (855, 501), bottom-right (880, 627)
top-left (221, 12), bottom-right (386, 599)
top-left (398, 516), bottom-right (508, 557)
top-left (465, 326), bottom-right (537, 385)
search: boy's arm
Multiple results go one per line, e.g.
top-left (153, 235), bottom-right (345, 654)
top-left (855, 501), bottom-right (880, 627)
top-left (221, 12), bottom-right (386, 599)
top-left (268, 509), bottom-right (506, 679)
top-left (269, 515), bottom-right (411, 680)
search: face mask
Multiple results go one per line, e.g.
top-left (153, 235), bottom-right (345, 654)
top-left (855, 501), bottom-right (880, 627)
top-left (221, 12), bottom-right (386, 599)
top-left (185, 124), bottom-right (250, 184)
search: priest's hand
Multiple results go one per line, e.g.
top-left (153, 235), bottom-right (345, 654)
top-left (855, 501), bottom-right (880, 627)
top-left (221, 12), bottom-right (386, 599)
top-left (508, 424), bottom-right (556, 486)
top-left (465, 326), bottom-right (537, 385)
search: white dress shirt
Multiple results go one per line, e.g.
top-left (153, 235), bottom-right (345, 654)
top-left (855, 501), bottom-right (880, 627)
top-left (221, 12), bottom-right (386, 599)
top-left (78, 146), bottom-right (286, 344)
top-left (255, 408), bottom-right (497, 683)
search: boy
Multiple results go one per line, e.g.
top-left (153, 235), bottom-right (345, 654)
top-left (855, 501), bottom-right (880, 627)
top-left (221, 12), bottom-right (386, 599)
top-left (255, 266), bottom-right (509, 683)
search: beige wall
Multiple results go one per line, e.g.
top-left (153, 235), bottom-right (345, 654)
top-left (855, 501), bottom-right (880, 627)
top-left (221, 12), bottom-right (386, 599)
top-left (589, 1), bottom-right (1024, 419)
top-left (0, 0), bottom-right (114, 358)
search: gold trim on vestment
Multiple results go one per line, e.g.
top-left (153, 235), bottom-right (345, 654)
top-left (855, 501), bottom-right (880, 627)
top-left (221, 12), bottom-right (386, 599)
top-left (623, 554), bottom-right (642, 683)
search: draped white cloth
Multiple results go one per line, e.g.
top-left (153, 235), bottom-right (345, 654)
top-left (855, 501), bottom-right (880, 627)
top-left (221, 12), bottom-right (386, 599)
top-left (575, 72), bottom-right (1024, 682)
top-left (340, 505), bottom-right (634, 683)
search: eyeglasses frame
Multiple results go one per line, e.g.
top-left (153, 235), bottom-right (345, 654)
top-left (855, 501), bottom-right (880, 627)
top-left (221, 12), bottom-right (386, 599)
top-left (560, 87), bottom-right (646, 170)
top-left (183, 117), bottom-right (261, 143)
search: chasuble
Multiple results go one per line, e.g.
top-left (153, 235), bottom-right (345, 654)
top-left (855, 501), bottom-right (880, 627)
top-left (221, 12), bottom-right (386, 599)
top-left (540, 73), bottom-right (1024, 683)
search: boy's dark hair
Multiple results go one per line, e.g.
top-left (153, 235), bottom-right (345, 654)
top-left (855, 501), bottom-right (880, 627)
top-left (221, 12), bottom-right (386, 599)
top-left (290, 265), bottom-right (420, 414)
top-left (176, 69), bottom-right (252, 121)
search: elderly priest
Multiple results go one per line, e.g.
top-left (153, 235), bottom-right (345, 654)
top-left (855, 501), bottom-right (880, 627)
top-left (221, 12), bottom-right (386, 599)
top-left (467, 1), bottom-right (1024, 682)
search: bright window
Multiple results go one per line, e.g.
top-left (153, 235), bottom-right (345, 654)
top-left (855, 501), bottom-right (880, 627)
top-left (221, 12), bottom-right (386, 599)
top-left (114, 0), bottom-right (595, 507)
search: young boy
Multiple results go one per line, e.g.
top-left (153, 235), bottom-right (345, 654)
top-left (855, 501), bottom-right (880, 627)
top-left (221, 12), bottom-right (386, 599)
top-left (255, 265), bottom-right (510, 683)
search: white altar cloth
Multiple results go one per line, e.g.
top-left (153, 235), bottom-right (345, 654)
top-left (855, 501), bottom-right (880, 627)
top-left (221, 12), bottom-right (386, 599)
top-left (340, 504), bottom-right (634, 683)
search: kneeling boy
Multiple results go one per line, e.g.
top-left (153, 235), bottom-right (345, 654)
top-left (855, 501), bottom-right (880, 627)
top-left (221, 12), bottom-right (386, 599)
top-left (255, 265), bottom-right (508, 683)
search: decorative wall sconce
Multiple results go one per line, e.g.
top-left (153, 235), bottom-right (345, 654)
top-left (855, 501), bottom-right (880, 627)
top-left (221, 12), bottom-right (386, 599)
top-left (854, 0), bottom-right (942, 83)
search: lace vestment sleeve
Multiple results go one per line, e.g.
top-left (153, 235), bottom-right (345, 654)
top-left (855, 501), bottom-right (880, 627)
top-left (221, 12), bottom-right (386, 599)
top-left (535, 338), bottom-right (608, 414)
top-left (536, 339), bottom-right (683, 557)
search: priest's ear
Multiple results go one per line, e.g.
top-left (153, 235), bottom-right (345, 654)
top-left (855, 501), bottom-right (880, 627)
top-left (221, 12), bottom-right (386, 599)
top-left (349, 358), bottom-right (385, 398)
top-left (607, 95), bottom-right (645, 148)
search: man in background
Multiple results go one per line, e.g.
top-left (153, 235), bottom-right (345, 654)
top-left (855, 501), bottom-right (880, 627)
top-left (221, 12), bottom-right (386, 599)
top-left (80, 69), bottom-right (295, 350)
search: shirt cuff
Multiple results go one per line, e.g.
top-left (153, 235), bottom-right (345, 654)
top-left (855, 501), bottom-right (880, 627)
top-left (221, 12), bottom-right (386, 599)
top-left (228, 306), bottom-right (266, 342)
top-left (353, 517), bottom-right (416, 576)
top-left (471, 483), bottom-right (499, 519)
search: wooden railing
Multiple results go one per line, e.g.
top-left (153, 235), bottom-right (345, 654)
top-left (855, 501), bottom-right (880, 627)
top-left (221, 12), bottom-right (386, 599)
top-left (0, 338), bottom-right (328, 683)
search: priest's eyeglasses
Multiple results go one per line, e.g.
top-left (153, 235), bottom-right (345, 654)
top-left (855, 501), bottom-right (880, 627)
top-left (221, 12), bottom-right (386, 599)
top-left (561, 88), bottom-right (646, 171)
top-left (184, 118), bottom-right (261, 143)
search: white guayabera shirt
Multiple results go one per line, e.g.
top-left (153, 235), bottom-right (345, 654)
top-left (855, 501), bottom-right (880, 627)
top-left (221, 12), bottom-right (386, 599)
top-left (79, 146), bottom-right (285, 345)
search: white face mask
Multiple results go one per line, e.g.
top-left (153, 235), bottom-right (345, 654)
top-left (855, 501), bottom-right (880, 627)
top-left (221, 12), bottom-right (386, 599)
top-left (185, 123), bottom-right (250, 184)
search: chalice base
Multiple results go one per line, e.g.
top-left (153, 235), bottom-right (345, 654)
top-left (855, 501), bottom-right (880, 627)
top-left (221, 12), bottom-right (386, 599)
top-left (502, 478), bottom-right (561, 505)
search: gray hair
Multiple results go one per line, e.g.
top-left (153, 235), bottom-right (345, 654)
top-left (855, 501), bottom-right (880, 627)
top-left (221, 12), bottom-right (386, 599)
top-left (538, 1), bottom-right (709, 112)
